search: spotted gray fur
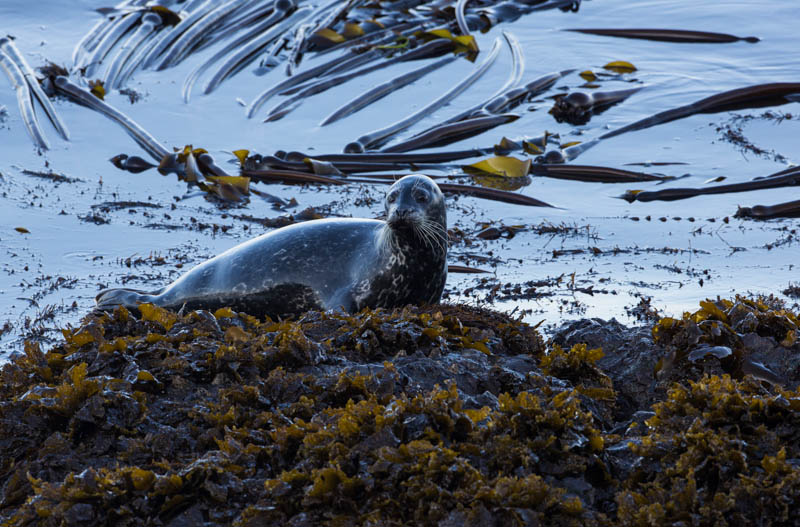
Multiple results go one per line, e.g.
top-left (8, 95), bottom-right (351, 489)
top-left (96, 174), bottom-right (448, 319)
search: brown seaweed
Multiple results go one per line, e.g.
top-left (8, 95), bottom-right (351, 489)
top-left (320, 55), bottom-right (456, 126)
top-left (344, 37), bottom-right (501, 152)
top-left (84, 11), bottom-right (144, 77)
top-left (204, 6), bottom-right (310, 95)
top-left (264, 40), bottom-right (454, 122)
top-left (284, 147), bottom-right (493, 164)
top-left (448, 264), bottom-right (489, 273)
top-left (182, 4), bottom-right (292, 101)
top-left (245, 48), bottom-right (383, 115)
top-left (53, 76), bottom-right (168, 161)
top-left (550, 86), bottom-right (643, 125)
top-left (565, 28), bottom-right (759, 44)
top-left (242, 168), bottom-right (347, 186)
top-left (382, 113), bottom-right (520, 153)
top-left (140, 0), bottom-right (218, 69)
top-left (0, 45), bottom-right (50, 149)
top-left (530, 164), bottom-right (669, 183)
top-left (566, 82), bottom-right (800, 160)
top-left (153, 0), bottom-right (252, 71)
top-left (73, 0), bottom-right (151, 70)
top-left (103, 12), bottom-right (163, 89)
top-left (735, 199), bottom-right (800, 219)
top-left (621, 166), bottom-right (800, 203)
top-left (437, 182), bottom-right (554, 207)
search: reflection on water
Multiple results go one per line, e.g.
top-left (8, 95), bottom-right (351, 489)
top-left (0, 0), bottom-right (798, 357)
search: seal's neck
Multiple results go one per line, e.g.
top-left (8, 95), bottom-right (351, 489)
top-left (379, 222), bottom-right (447, 265)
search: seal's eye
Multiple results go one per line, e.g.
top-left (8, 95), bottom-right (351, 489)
top-left (414, 191), bottom-right (428, 203)
top-left (387, 192), bottom-right (397, 203)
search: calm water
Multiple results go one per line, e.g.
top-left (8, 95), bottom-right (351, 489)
top-left (1, 0), bottom-right (798, 357)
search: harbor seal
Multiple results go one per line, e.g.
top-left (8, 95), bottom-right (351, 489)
top-left (96, 174), bottom-right (448, 318)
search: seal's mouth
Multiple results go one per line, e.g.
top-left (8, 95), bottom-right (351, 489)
top-left (387, 208), bottom-right (420, 230)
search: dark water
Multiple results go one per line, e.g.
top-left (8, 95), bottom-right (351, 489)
top-left (1, 0), bottom-right (798, 358)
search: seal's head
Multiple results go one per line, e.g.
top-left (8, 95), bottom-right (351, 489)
top-left (383, 174), bottom-right (447, 254)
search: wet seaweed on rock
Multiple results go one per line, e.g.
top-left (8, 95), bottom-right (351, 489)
top-left (650, 296), bottom-right (798, 386)
top-left (3, 298), bottom-right (800, 524)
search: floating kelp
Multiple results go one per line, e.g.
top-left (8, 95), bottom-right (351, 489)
top-left (110, 153), bottom-right (156, 174)
top-left (550, 86), bottom-right (643, 125)
top-left (530, 164), bottom-right (668, 183)
top-left (140, 0), bottom-right (219, 70)
top-left (0, 42), bottom-right (51, 149)
top-left (430, 68), bottom-right (572, 134)
top-left (565, 28), bottom-right (760, 44)
top-left (83, 11), bottom-right (145, 77)
top-left (185, 2), bottom-right (311, 102)
top-left (320, 54), bottom-right (456, 126)
top-left (245, 47), bottom-right (383, 115)
top-left (437, 182), bottom-right (552, 207)
top-left (242, 163), bottom-right (552, 207)
top-left (621, 166), bottom-right (800, 203)
top-left (264, 39), bottom-right (455, 122)
top-left (246, 153), bottom-right (422, 173)
top-left (153, 0), bottom-right (253, 71)
top-left (73, 0), bottom-right (151, 70)
top-left (203, 6), bottom-right (312, 96)
top-left (382, 113), bottom-right (520, 153)
top-left (53, 76), bottom-right (168, 161)
top-left (601, 60), bottom-right (637, 74)
top-left (114, 11), bottom-right (176, 87)
top-left (344, 37), bottom-right (501, 152)
top-left (735, 198), bottom-right (800, 220)
top-left (282, 0), bottom-right (343, 73)
top-left (464, 155), bottom-right (530, 179)
top-left (242, 167), bottom-right (347, 186)
top-left (284, 147), bottom-right (493, 164)
top-left (416, 28), bottom-right (479, 57)
top-left (102, 12), bottom-right (163, 89)
top-left (448, 264), bottom-right (489, 273)
top-left (455, 0), bottom-right (472, 36)
top-left (0, 37), bottom-right (70, 141)
top-left (565, 82), bottom-right (800, 160)
top-left (464, 155), bottom-right (531, 190)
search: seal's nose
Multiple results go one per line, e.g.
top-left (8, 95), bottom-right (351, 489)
top-left (388, 206), bottom-right (416, 228)
top-left (395, 208), bottom-right (413, 219)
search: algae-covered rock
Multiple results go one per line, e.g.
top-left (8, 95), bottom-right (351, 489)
top-left (1, 299), bottom-right (800, 525)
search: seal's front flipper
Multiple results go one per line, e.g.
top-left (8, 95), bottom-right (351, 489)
top-left (95, 287), bottom-right (154, 311)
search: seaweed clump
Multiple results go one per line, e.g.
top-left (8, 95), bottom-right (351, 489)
top-left (652, 295), bottom-right (799, 386)
top-left (617, 375), bottom-right (800, 525)
top-left (2, 298), bottom-right (800, 525)
top-left (0, 303), bottom-right (615, 526)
